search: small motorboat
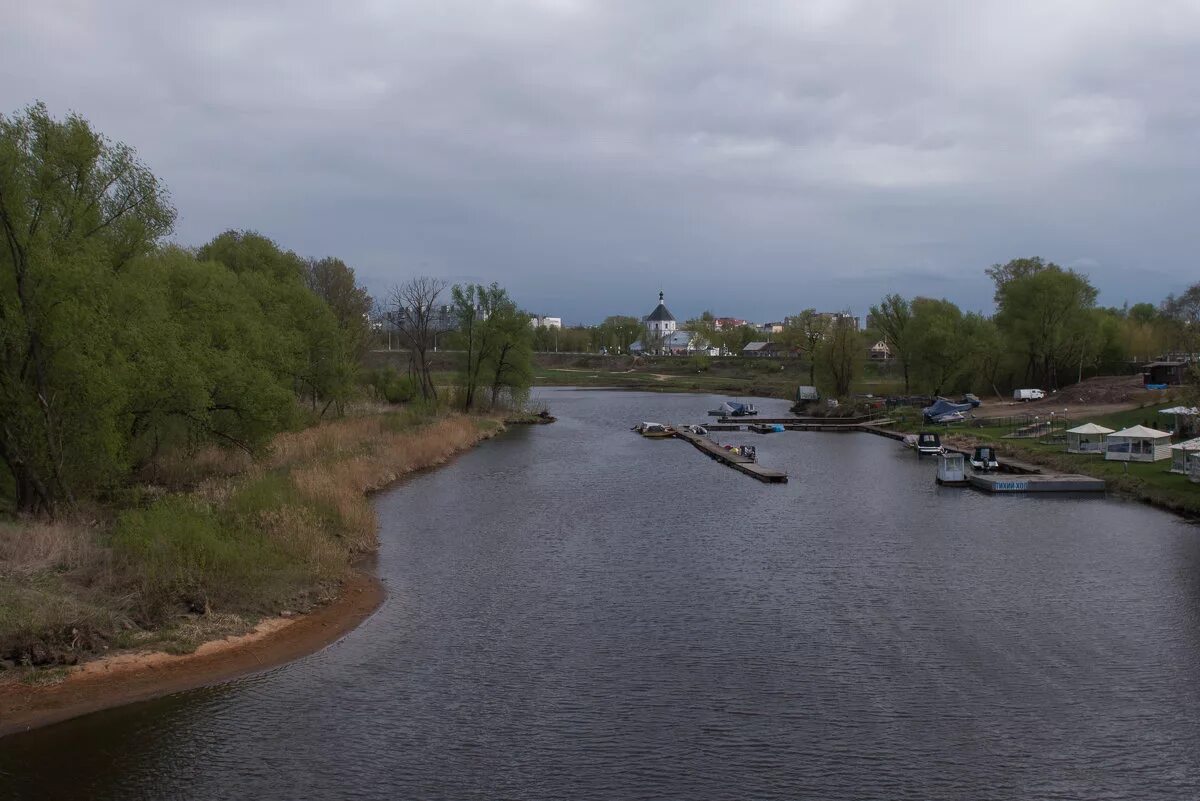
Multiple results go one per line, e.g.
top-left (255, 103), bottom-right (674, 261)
top-left (634, 422), bottom-right (676, 438)
top-left (915, 431), bottom-right (943, 456)
top-left (970, 445), bottom-right (1000, 472)
top-left (682, 424), bottom-right (708, 436)
top-left (710, 401), bottom-right (759, 417)
top-left (731, 402), bottom-right (759, 417)
top-left (750, 423), bottom-right (785, 434)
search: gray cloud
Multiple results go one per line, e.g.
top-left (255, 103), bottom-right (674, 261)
top-left (4, 0), bottom-right (1200, 322)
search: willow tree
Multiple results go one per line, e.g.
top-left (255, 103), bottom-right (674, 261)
top-left (868, 294), bottom-right (912, 393)
top-left (993, 262), bottom-right (1097, 389)
top-left (0, 103), bottom-right (174, 513)
top-left (819, 315), bottom-right (862, 398)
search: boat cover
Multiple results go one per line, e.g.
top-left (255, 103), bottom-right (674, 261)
top-left (923, 398), bottom-right (974, 421)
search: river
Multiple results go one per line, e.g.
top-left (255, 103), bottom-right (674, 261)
top-left (3, 389), bottom-right (1199, 800)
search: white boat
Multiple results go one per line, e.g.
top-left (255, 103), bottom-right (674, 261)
top-left (633, 422), bottom-right (675, 438)
top-left (969, 445), bottom-right (999, 472)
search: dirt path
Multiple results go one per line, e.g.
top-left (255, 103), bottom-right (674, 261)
top-left (975, 400), bottom-right (1146, 421)
top-left (0, 570), bottom-right (385, 739)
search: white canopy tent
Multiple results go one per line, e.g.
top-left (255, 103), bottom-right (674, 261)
top-left (1105, 425), bottom-right (1172, 462)
top-left (1065, 423), bottom-right (1114, 454)
top-left (1169, 436), bottom-right (1200, 473)
top-left (1160, 406), bottom-right (1200, 436)
top-left (1159, 406), bottom-right (1200, 416)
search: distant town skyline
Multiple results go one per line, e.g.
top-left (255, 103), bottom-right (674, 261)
top-left (5, 1), bottom-right (1198, 322)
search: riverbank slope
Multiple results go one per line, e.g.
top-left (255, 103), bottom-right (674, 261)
top-left (0, 409), bottom-right (504, 734)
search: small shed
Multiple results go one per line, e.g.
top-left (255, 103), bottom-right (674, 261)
top-left (1105, 425), bottom-right (1172, 462)
top-left (1065, 423), bottom-right (1114, 454)
top-left (1169, 436), bottom-right (1200, 473)
top-left (1143, 361), bottom-right (1187, 386)
top-left (795, 385), bottom-right (820, 403)
top-left (742, 341), bottom-right (778, 357)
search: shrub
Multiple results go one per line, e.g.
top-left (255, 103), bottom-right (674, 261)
top-left (364, 368), bottom-right (418, 404)
top-left (111, 497), bottom-right (311, 624)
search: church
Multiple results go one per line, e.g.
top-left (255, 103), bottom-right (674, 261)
top-left (631, 291), bottom-right (714, 355)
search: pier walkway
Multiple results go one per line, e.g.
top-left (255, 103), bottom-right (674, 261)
top-left (674, 430), bottom-right (788, 483)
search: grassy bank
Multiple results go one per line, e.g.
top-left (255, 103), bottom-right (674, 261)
top-left (362, 350), bottom-right (907, 401)
top-left (0, 409), bottom-right (501, 674)
top-left (931, 401), bottom-right (1200, 517)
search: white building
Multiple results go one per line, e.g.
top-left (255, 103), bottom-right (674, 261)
top-left (637, 291), bottom-right (677, 353)
top-left (869, 341), bottom-right (893, 361)
top-left (644, 292), bottom-right (676, 336)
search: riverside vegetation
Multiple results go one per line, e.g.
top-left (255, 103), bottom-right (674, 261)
top-left (0, 103), bottom-right (535, 674)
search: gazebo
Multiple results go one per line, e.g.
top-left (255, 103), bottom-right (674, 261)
top-left (1105, 425), bottom-right (1172, 463)
top-left (1066, 423), bottom-right (1114, 454)
top-left (1159, 406), bottom-right (1199, 437)
top-left (1169, 436), bottom-right (1200, 473)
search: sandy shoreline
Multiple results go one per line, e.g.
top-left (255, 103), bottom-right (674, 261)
top-left (0, 569), bottom-right (385, 739)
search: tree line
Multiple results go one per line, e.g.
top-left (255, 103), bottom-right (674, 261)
top-left (0, 103), bottom-right (533, 516)
top-left (521, 258), bottom-right (1199, 401)
top-left (868, 257), bottom-right (1200, 398)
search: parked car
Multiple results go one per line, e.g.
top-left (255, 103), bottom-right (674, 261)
top-left (1013, 388), bottom-right (1046, 402)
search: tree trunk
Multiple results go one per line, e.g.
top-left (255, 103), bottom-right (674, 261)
top-left (5, 459), bottom-right (53, 516)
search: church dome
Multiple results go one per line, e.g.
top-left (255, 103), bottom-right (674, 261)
top-left (646, 291), bottom-right (675, 322)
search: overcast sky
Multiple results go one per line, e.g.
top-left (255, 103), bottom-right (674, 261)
top-left (4, 1), bottom-right (1199, 324)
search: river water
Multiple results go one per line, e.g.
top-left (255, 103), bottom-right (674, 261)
top-left (3, 389), bottom-right (1200, 800)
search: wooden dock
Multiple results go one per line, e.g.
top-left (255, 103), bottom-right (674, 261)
top-left (710, 419), bottom-right (898, 433)
top-left (674, 430), bottom-right (788, 483)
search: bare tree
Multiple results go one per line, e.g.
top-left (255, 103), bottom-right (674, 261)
top-left (388, 277), bottom-right (448, 401)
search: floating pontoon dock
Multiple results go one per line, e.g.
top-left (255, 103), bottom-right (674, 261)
top-left (674, 429), bottom-right (788, 483)
top-left (967, 473), bottom-right (1105, 493)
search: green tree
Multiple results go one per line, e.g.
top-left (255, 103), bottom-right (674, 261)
top-left (0, 103), bottom-right (174, 513)
top-left (867, 295), bottom-right (913, 393)
top-left (305, 256), bottom-right (373, 362)
top-left (596, 315), bottom-right (642, 354)
top-left (818, 316), bottom-right (861, 398)
top-left (994, 263), bottom-right (1098, 388)
top-left (906, 298), bottom-right (967, 395)
top-left (486, 302), bottom-right (534, 408)
top-left (118, 248), bottom-right (299, 461)
top-left (450, 283), bottom-right (533, 410)
top-left (985, 257), bottom-right (1048, 302)
top-left (782, 310), bottom-right (829, 384)
top-left (959, 313), bottom-right (1007, 398)
top-left (199, 231), bottom-right (351, 415)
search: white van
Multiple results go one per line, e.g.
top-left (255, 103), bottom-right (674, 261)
top-left (1013, 388), bottom-right (1046, 402)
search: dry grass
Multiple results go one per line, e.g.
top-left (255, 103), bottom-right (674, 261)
top-left (139, 445), bottom-right (255, 490)
top-left (0, 519), bottom-right (104, 578)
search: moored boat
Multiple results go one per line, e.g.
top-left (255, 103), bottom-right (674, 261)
top-left (970, 445), bottom-right (999, 472)
top-left (915, 431), bottom-right (943, 456)
top-left (634, 422), bottom-right (676, 438)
